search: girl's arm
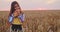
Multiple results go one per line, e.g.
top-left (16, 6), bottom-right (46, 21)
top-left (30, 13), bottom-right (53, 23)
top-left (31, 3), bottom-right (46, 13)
top-left (18, 14), bottom-right (25, 22)
top-left (8, 14), bottom-right (14, 23)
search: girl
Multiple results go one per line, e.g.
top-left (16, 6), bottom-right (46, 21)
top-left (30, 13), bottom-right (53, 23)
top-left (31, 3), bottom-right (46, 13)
top-left (8, 1), bottom-right (25, 32)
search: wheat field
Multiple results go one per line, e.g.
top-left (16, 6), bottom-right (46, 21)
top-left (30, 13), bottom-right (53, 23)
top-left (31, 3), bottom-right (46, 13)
top-left (0, 10), bottom-right (60, 32)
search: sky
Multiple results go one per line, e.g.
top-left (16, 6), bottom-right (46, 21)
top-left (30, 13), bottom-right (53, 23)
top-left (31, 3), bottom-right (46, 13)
top-left (0, 0), bottom-right (60, 11)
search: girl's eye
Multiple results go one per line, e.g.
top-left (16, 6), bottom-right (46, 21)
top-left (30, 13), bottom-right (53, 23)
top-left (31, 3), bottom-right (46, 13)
top-left (15, 8), bottom-right (16, 9)
top-left (15, 7), bottom-right (20, 10)
top-left (15, 8), bottom-right (18, 10)
top-left (17, 7), bottom-right (20, 9)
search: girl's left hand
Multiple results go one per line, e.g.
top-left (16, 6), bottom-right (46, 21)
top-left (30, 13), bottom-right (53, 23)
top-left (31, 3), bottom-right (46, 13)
top-left (13, 11), bottom-right (19, 17)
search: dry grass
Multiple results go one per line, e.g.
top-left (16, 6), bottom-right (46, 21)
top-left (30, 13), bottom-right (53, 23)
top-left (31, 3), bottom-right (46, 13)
top-left (0, 10), bottom-right (60, 32)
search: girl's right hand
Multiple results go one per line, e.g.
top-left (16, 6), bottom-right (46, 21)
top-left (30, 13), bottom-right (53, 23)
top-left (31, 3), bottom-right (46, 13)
top-left (13, 11), bottom-right (19, 17)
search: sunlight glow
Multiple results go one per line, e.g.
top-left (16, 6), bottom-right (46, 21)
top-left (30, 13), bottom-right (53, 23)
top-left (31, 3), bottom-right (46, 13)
top-left (45, 0), bottom-right (56, 4)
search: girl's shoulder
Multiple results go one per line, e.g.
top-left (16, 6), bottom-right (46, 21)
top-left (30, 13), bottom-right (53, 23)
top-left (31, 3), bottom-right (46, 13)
top-left (9, 14), bottom-right (14, 17)
top-left (20, 12), bottom-right (25, 16)
top-left (18, 13), bottom-right (25, 17)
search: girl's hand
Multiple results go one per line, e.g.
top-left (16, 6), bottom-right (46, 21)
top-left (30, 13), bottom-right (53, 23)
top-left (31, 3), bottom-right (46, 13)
top-left (17, 9), bottom-right (21, 15)
top-left (13, 11), bottom-right (19, 17)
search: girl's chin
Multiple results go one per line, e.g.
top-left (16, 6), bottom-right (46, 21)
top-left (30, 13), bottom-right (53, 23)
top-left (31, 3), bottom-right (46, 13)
top-left (14, 16), bottom-right (18, 18)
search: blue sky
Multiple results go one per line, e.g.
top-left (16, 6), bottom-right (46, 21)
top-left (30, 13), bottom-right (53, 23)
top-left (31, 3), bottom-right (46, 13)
top-left (0, 0), bottom-right (60, 10)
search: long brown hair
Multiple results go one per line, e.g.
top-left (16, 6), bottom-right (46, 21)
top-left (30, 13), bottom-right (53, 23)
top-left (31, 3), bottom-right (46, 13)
top-left (9, 1), bottom-right (23, 16)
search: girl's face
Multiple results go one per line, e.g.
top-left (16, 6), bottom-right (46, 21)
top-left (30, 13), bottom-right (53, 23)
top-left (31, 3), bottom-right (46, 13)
top-left (14, 4), bottom-right (20, 14)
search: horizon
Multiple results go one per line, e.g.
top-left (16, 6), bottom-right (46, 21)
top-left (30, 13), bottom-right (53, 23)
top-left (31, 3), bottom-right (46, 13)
top-left (0, 10), bottom-right (60, 11)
